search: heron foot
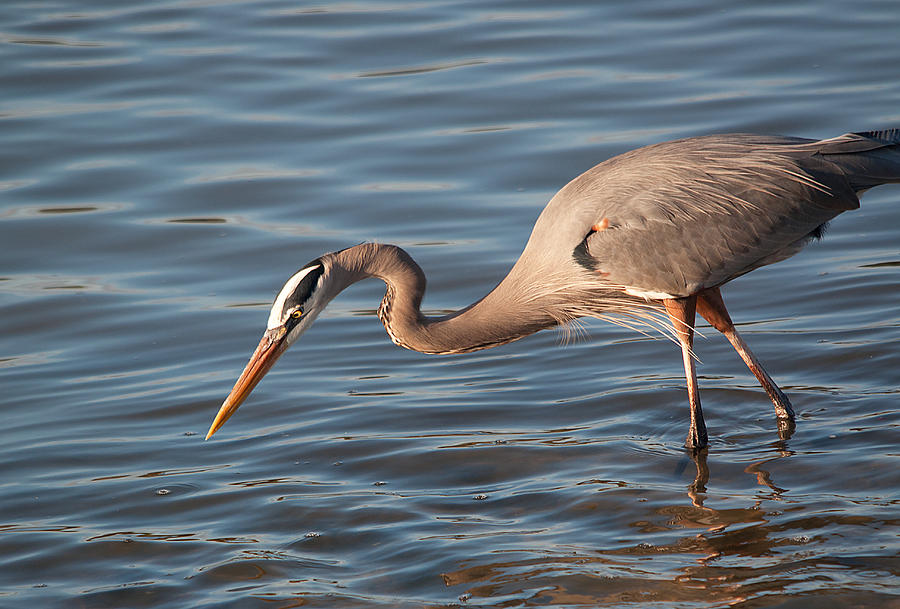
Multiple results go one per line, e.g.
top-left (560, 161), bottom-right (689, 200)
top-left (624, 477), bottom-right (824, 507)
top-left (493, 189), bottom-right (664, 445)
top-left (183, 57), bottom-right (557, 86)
top-left (775, 413), bottom-right (796, 441)
top-left (769, 388), bottom-right (795, 420)
top-left (769, 387), bottom-right (796, 441)
top-left (684, 420), bottom-right (708, 451)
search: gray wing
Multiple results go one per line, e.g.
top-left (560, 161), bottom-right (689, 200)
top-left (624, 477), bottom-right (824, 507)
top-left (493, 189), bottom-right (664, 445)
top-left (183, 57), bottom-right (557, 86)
top-left (571, 131), bottom-right (900, 298)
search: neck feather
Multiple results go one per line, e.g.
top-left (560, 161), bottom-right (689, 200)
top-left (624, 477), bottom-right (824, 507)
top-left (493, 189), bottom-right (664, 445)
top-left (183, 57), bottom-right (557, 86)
top-left (328, 243), bottom-right (559, 354)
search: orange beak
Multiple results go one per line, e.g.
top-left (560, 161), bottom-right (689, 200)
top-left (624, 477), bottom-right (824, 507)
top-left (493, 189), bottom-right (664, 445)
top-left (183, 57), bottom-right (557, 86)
top-left (205, 327), bottom-right (289, 440)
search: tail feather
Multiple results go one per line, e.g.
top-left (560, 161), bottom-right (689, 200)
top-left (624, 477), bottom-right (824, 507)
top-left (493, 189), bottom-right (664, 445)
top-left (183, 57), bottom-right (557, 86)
top-left (814, 128), bottom-right (900, 192)
top-left (853, 128), bottom-right (900, 145)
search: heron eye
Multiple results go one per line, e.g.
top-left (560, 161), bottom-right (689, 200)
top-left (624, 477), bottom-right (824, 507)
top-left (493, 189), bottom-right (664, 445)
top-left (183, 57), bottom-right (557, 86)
top-left (290, 309), bottom-right (303, 319)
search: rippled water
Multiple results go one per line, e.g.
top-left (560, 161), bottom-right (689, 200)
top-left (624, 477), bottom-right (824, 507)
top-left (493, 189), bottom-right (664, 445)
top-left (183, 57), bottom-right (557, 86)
top-left (1, 1), bottom-right (899, 607)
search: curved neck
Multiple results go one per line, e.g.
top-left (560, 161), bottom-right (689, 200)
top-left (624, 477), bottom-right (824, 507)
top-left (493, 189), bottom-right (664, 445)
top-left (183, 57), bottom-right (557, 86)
top-left (328, 244), bottom-right (559, 354)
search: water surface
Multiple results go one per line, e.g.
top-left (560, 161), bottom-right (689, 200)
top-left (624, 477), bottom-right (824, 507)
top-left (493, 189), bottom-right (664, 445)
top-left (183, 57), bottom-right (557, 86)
top-left (1, 1), bottom-right (898, 607)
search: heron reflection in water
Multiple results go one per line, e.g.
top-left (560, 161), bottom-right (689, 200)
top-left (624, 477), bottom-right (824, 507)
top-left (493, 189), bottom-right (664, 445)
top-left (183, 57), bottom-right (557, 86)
top-left (206, 130), bottom-right (900, 450)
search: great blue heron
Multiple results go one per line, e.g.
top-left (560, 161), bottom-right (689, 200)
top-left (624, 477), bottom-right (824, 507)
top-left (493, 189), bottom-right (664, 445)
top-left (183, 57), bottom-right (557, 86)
top-left (206, 130), bottom-right (900, 449)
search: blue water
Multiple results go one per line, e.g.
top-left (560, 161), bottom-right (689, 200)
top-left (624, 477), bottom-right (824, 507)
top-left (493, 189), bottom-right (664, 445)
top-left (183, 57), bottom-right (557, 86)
top-left (1, 1), bottom-right (898, 607)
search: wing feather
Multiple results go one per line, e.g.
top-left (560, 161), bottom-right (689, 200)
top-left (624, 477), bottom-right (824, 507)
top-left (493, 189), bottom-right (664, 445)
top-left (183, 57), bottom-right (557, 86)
top-left (570, 134), bottom-right (863, 297)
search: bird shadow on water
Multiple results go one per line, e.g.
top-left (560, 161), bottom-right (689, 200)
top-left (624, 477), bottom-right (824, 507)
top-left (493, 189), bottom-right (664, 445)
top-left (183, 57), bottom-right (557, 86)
top-left (675, 442), bottom-right (791, 508)
top-left (439, 444), bottom-right (810, 608)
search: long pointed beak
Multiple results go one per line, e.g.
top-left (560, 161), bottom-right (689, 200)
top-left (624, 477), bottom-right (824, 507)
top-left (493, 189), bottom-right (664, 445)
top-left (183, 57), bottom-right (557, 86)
top-left (205, 327), bottom-right (288, 440)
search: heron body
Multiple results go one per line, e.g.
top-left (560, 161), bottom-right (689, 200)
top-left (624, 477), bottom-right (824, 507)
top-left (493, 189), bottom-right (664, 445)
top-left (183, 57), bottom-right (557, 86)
top-left (207, 130), bottom-right (900, 449)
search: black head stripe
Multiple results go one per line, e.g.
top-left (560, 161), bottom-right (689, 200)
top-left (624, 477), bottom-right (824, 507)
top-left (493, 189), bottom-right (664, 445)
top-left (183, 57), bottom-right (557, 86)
top-left (284, 260), bottom-right (324, 312)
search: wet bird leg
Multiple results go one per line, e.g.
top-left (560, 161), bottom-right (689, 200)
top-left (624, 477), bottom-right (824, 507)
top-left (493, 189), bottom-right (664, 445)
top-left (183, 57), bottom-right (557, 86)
top-left (696, 287), bottom-right (796, 438)
top-left (664, 295), bottom-right (708, 450)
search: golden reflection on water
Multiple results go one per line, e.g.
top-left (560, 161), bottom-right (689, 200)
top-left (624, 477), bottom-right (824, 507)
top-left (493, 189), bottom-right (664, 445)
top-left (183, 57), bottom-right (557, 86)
top-left (440, 450), bottom-right (815, 607)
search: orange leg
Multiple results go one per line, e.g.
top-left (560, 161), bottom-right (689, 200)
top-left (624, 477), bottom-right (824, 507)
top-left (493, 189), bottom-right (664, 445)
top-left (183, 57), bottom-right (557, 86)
top-left (696, 287), bottom-right (795, 438)
top-left (664, 295), bottom-right (708, 450)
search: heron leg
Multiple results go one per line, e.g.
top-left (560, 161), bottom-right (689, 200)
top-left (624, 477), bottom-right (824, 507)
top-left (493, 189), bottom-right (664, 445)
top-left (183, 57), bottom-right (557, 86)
top-left (696, 287), bottom-right (796, 437)
top-left (663, 295), bottom-right (708, 451)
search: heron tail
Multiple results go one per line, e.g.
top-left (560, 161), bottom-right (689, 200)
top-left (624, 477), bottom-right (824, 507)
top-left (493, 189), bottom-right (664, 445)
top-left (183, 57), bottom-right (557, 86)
top-left (815, 129), bottom-right (900, 192)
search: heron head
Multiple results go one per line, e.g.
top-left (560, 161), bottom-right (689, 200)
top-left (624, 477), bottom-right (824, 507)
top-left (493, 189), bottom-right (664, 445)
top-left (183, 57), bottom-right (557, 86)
top-left (205, 259), bottom-right (328, 439)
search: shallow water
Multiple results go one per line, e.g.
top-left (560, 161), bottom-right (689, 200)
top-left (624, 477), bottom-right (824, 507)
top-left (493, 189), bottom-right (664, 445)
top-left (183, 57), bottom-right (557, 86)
top-left (1, 1), bottom-right (899, 607)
